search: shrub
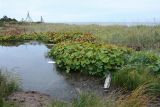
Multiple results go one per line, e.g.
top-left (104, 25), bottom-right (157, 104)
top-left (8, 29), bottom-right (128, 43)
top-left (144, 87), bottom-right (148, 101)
top-left (49, 42), bottom-right (131, 76)
top-left (128, 51), bottom-right (160, 74)
top-left (0, 32), bottom-right (96, 44)
top-left (47, 32), bottom-right (96, 43)
top-left (0, 35), bottom-right (33, 41)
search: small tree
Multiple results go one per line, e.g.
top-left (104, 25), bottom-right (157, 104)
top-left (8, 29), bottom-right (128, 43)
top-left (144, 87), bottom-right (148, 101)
top-left (0, 15), bottom-right (18, 22)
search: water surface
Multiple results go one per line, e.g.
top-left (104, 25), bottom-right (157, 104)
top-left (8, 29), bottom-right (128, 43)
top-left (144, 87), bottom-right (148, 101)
top-left (0, 41), bottom-right (77, 101)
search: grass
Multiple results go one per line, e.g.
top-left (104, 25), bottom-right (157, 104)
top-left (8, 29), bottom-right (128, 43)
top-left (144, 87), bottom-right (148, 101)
top-left (2, 23), bottom-right (160, 50)
top-left (52, 92), bottom-right (117, 107)
top-left (1, 23), bottom-right (160, 50)
top-left (0, 69), bottom-right (19, 107)
top-left (112, 66), bottom-right (160, 91)
top-left (0, 23), bottom-right (160, 106)
top-left (51, 84), bottom-right (157, 107)
top-left (1, 24), bottom-right (160, 48)
top-left (0, 101), bottom-right (17, 107)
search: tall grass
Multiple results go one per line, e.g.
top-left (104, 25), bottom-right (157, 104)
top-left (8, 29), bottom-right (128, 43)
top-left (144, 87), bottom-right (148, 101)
top-left (0, 69), bottom-right (19, 107)
top-left (52, 92), bottom-right (117, 107)
top-left (113, 66), bottom-right (150, 90)
top-left (116, 85), bottom-right (150, 107)
top-left (112, 66), bottom-right (160, 93)
top-left (1, 23), bottom-right (160, 49)
top-left (9, 23), bottom-right (160, 50)
top-left (52, 84), bottom-right (157, 107)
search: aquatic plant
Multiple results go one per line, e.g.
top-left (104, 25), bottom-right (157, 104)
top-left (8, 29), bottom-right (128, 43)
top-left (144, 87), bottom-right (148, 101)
top-left (47, 32), bottom-right (96, 43)
top-left (49, 42), bottom-right (131, 76)
top-left (0, 32), bottom-right (96, 44)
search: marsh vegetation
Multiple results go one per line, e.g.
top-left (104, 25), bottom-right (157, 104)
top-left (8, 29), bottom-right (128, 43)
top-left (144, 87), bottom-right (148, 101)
top-left (0, 23), bottom-right (160, 107)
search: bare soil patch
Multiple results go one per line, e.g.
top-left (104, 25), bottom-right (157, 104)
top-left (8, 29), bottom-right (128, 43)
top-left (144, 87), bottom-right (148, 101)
top-left (8, 91), bottom-right (52, 107)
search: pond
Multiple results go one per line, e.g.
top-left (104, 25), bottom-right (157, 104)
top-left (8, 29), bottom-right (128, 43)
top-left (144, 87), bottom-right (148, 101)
top-left (0, 41), bottom-right (77, 101)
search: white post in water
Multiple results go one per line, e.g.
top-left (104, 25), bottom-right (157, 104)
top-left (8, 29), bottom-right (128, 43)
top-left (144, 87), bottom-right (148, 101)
top-left (48, 61), bottom-right (56, 64)
top-left (104, 73), bottom-right (111, 91)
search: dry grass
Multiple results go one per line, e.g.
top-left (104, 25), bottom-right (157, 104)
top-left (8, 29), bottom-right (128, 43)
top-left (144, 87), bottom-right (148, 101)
top-left (1, 23), bottom-right (160, 50)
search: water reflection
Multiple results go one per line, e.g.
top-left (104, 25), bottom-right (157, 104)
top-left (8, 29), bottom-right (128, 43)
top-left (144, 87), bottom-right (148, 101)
top-left (0, 41), bottom-right (77, 101)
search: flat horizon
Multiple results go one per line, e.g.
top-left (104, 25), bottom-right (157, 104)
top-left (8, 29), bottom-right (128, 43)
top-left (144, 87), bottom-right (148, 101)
top-left (0, 0), bottom-right (160, 22)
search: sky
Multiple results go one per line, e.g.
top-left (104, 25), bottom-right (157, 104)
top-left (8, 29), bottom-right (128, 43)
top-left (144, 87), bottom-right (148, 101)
top-left (0, 0), bottom-right (160, 22)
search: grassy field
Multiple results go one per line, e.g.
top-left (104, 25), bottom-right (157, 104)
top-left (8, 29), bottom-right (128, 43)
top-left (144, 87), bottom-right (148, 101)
top-left (1, 23), bottom-right (160, 50)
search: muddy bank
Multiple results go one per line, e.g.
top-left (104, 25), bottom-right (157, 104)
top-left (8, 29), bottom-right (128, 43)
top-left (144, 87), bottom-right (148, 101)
top-left (61, 72), bottom-right (113, 96)
top-left (8, 91), bottom-right (52, 107)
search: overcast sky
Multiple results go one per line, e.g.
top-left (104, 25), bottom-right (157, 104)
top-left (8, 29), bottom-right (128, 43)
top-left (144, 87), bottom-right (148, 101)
top-left (0, 0), bottom-right (160, 22)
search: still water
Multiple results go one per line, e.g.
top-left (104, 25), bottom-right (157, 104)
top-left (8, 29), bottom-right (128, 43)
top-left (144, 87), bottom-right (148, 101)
top-left (0, 41), bottom-right (77, 100)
